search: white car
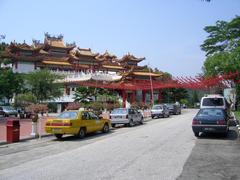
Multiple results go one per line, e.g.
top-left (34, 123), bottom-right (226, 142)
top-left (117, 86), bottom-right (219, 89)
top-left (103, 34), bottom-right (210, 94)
top-left (200, 94), bottom-right (229, 110)
top-left (110, 108), bottom-right (144, 127)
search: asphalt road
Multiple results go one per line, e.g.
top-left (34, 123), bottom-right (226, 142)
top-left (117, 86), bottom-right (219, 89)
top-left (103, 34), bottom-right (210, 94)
top-left (0, 109), bottom-right (239, 180)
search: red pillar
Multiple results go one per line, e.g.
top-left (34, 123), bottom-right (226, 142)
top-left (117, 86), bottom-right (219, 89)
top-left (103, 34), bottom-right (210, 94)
top-left (122, 90), bottom-right (126, 108)
top-left (142, 90), bottom-right (146, 104)
top-left (131, 91), bottom-right (136, 104)
top-left (158, 89), bottom-right (162, 104)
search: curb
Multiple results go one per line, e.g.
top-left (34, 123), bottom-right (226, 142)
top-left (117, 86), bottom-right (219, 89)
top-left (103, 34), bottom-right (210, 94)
top-left (0, 134), bottom-right (53, 146)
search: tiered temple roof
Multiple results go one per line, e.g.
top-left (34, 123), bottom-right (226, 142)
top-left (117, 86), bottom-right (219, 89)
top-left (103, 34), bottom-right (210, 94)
top-left (1, 33), bottom-right (163, 80)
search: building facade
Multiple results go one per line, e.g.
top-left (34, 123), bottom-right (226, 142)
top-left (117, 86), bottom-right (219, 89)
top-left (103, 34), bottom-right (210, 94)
top-left (1, 34), bottom-right (163, 111)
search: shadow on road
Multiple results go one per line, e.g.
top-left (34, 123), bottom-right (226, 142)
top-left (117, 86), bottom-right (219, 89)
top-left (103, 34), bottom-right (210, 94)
top-left (177, 128), bottom-right (240, 180)
top-left (198, 128), bottom-right (239, 141)
top-left (52, 130), bottom-right (116, 142)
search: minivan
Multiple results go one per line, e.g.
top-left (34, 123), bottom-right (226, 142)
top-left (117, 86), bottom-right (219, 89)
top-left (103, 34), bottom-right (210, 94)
top-left (200, 94), bottom-right (229, 110)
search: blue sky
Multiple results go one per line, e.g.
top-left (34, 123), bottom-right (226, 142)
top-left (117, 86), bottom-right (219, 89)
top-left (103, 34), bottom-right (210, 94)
top-left (0, 0), bottom-right (239, 76)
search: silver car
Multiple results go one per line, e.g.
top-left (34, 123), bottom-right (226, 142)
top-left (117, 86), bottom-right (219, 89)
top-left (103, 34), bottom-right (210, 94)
top-left (0, 106), bottom-right (18, 117)
top-left (151, 104), bottom-right (170, 118)
top-left (110, 108), bottom-right (144, 127)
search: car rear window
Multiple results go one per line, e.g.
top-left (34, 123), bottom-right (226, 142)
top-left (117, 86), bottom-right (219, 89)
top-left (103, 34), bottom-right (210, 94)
top-left (152, 106), bottom-right (162, 110)
top-left (57, 111), bottom-right (78, 119)
top-left (197, 109), bottom-right (224, 117)
top-left (111, 109), bottom-right (127, 114)
top-left (202, 98), bottom-right (224, 106)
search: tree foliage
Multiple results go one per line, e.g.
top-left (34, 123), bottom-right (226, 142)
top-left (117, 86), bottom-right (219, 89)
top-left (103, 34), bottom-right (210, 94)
top-left (25, 69), bottom-right (63, 102)
top-left (0, 69), bottom-right (23, 102)
top-left (73, 86), bottom-right (118, 103)
top-left (161, 88), bottom-right (188, 103)
top-left (201, 16), bottom-right (240, 57)
top-left (202, 16), bottom-right (240, 77)
top-left (14, 93), bottom-right (37, 108)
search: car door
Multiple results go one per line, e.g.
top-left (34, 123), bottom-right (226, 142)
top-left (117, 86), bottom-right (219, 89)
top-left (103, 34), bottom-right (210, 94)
top-left (81, 111), bottom-right (96, 133)
top-left (128, 109), bottom-right (135, 122)
top-left (88, 111), bottom-right (102, 131)
top-left (134, 109), bottom-right (141, 122)
top-left (164, 105), bottom-right (169, 116)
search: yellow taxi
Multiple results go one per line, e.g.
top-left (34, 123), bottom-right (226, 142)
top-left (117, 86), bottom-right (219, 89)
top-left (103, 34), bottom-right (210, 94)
top-left (45, 110), bottom-right (111, 139)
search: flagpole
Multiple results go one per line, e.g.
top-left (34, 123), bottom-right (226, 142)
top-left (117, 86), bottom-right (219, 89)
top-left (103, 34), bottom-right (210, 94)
top-left (148, 63), bottom-right (154, 105)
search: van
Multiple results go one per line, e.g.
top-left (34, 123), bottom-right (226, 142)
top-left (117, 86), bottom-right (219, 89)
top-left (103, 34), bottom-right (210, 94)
top-left (200, 94), bottom-right (229, 110)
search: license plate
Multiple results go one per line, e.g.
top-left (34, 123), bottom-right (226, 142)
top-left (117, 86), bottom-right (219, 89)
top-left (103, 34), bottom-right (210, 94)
top-left (52, 128), bottom-right (62, 133)
top-left (114, 116), bottom-right (122, 119)
top-left (204, 127), bottom-right (215, 131)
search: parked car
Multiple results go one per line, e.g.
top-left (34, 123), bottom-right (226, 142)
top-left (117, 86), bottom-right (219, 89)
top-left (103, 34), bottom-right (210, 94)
top-left (192, 108), bottom-right (229, 137)
top-left (166, 103), bottom-right (181, 115)
top-left (45, 110), bottom-right (111, 139)
top-left (200, 94), bottom-right (229, 110)
top-left (110, 108), bottom-right (143, 127)
top-left (0, 106), bottom-right (18, 117)
top-left (151, 104), bottom-right (170, 118)
top-left (16, 107), bottom-right (32, 119)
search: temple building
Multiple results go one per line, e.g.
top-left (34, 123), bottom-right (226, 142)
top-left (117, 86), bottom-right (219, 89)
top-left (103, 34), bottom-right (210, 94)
top-left (1, 34), bottom-right (164, 112)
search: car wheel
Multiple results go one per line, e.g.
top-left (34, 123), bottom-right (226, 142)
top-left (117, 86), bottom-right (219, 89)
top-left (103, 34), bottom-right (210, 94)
top-left (55, 134), bottom-right (63, 140)
top-left (111, 124), bottom-right (116, 128)
top-left (78, 128), bottom-right (86, 139)
top-left (128, 119), bottom-right (134, 127)
top-left (139, 117), bottom-right (144, 124)
top-left (194, 132), bottom-right (199, 137)
top-left (151, 116), bottom-right (154, 119)
top-left (102, 123), bottom-right (110, 133)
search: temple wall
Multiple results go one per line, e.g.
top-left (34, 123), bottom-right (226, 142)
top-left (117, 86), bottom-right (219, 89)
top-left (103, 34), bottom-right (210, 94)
top-left (13, 61), bottom-right (35, 73)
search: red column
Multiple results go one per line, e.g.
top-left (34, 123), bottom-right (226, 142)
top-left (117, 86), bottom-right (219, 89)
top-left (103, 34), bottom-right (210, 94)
top-left (158, 89), bottom-right (162, 103)
top-left (142, 90), bottom-right (146, 104)
top-left (122, 90), bottom-right (126, 108)
top-left (131, 91), bottom-right (136, 104)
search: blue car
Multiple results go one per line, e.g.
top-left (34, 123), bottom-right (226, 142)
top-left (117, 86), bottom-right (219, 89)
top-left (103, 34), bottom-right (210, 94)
top-left (192, 108), bottom-right (229, 137)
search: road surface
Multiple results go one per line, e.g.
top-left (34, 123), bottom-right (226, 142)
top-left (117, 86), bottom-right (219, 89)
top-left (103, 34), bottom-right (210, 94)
top-left (0, 109), bottom-right (239, 180)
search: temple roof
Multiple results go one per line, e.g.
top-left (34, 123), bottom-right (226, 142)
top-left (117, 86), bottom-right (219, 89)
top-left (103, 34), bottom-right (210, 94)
top-left (76, 48), bottom-right (99, 57)
top-left (42, 60), bottom-right (72, 66)
top-left (44, 33), bottom-right (75, 50)
top-left (120, 53), bottom-right (145, 63)
top-left (96, 50), bottom-right (117, 61)
top-left (9, 42), bottom-right (42, 52)
top-left (132, 71), bottom-right (163, 77)
top-left (102, 65), bottom-right (124, 70)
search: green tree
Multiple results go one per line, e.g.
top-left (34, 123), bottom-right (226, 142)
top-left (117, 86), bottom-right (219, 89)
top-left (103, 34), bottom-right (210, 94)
top-left (14, 93), bottom-right (37, 108)
top-left (0, 69), bottom-right (23, 102)
top-left (73, 87), bottom-right (97, 103)
top-left (25, 69), bottom-right (63, 102)
top-left (201, 16), bottom-right (240, 57)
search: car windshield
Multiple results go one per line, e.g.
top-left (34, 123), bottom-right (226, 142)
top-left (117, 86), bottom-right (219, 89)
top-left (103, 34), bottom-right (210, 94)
top-left (111, 108), bottom-right (127, 114)
top-left (197, 109), bottom-right (224, 117)
top-left (152, 105), bottom-right (162, 110)
top-left (202, 98), bottom-right (224, 106)
top-left (167, 104), bottom-right (174, 108)
top-left (57, 111), bottom-right (78, 119)
top-left (2, 106), bottom-right (14, 110)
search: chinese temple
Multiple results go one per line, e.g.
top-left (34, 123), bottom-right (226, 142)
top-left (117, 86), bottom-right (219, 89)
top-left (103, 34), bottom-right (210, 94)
top-left (1, 34), bottom-right (165, 111)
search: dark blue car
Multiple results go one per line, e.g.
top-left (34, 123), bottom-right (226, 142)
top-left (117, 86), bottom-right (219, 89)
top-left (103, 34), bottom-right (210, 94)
top-left (192, 108), bottom-right (229, 137)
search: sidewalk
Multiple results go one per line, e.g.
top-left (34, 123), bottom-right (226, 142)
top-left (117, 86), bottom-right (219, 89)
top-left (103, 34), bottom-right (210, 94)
top-left (0, 114), bottom-right (57, 144)
top-left (0, 111), bottom-right (152, 145)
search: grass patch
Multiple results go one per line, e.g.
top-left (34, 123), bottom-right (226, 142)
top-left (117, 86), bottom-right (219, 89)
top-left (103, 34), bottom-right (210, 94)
top-left (234, 111), bottom-right (240, 120)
